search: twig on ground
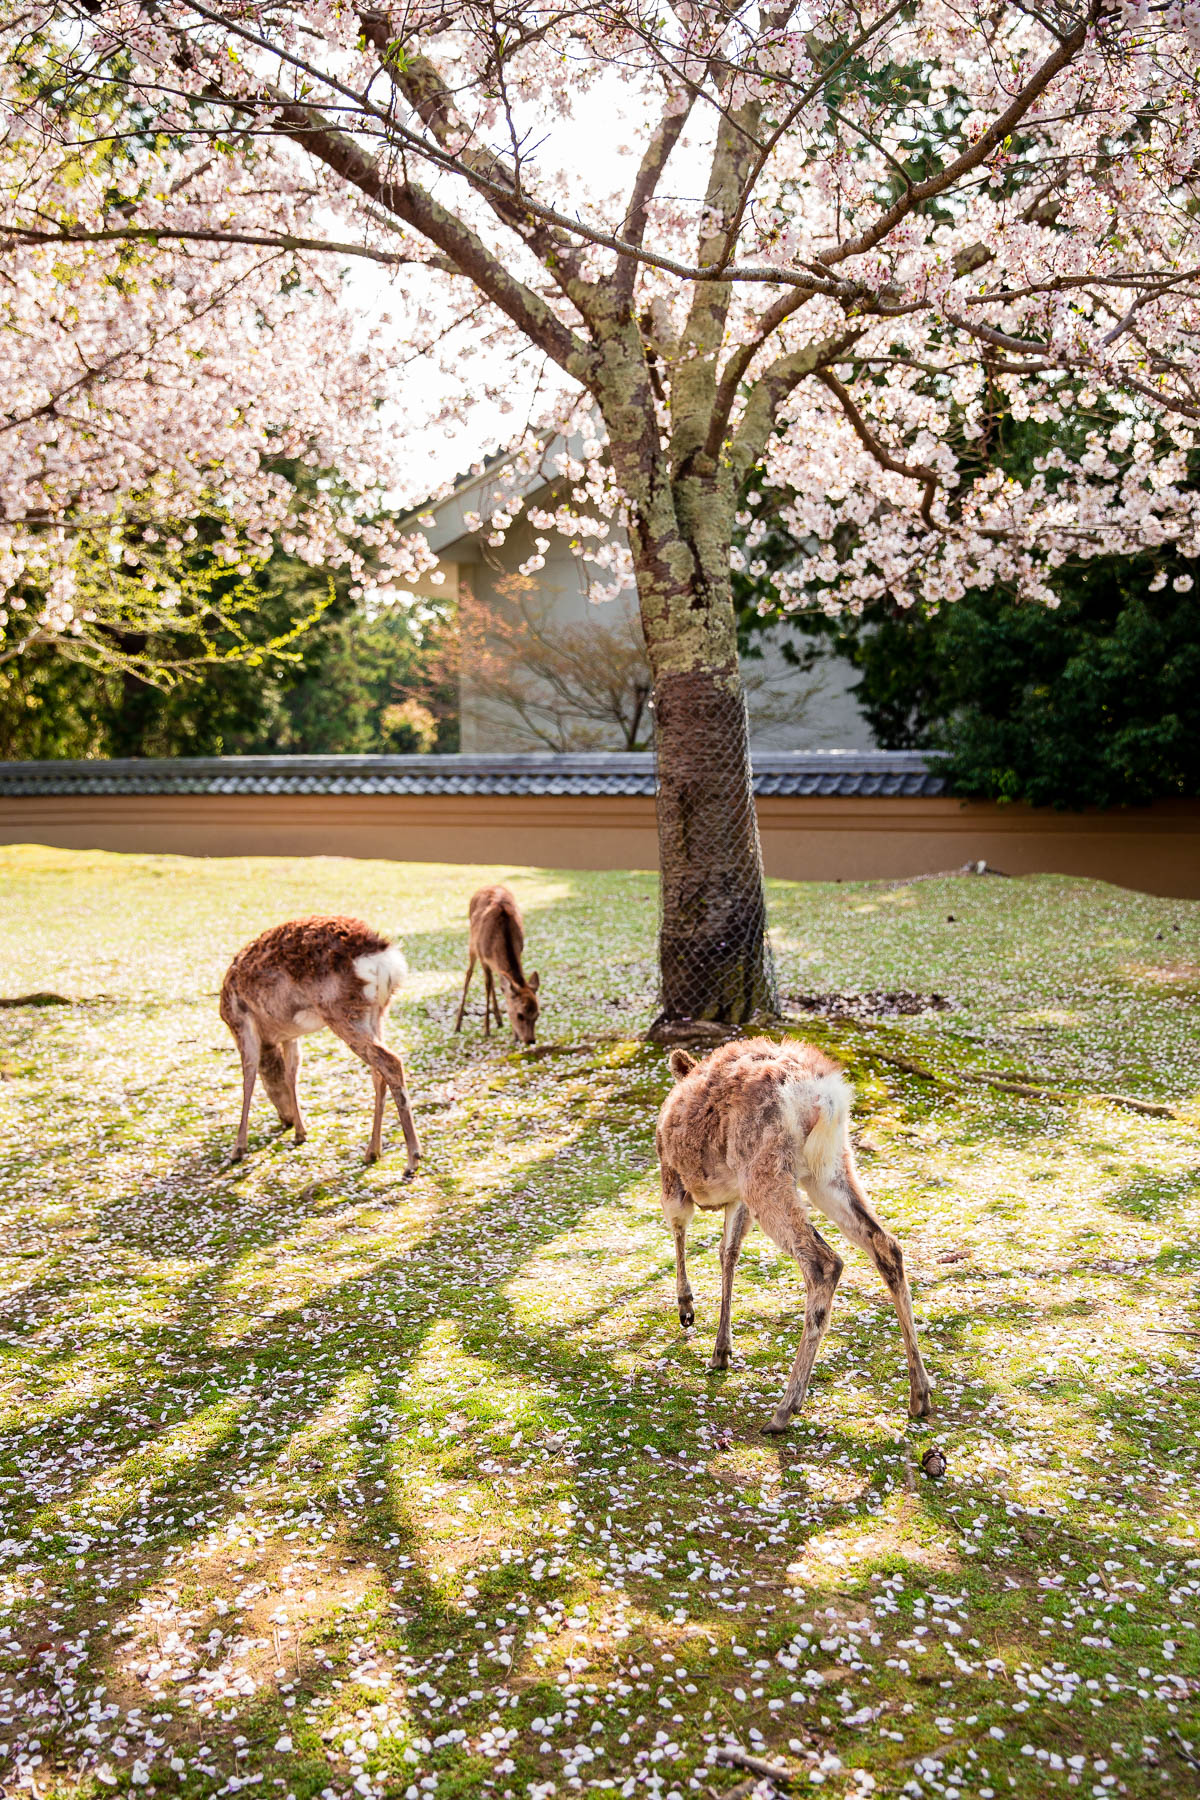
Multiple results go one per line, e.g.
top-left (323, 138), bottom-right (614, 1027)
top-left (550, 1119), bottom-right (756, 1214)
top-left (714, 1745), bottom-right (802, 1786)
top-left (1169, 1729), bottom-right (1200, 1772)
top-left (0, 991), bottom-right (71, 1008)
top-left (905, 1737), bottom-right (972, 1768)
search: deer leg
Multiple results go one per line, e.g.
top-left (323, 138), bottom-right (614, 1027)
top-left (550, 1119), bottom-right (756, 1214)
top-left (258, 1040), bottom-right (293, 1129)
top-left (660, 1166), bottom-right (695, 1328)
top-left (741, 1147), bottom-right (843, 1432)
top-left (322, 1015), bottom-right (421, 1178)
top-left (260, 1039), bottom-right (306, 1144)
top-left (231, 1021), bottom-right (260, 1164)
top-left (282, 1039), bottom-right (306, 1146)
top-left (454, 955), bottom-right (476, 1033)
top-left (804, 1160), bottom-right (933, 1419)
top-left (482, 968), bottom-right (494, 1038)
top-left (366, 1070), bottom-right (386, 1163)
top-left (491, 974), bottom-right (504, 1028)
top-left (709, 1200), bottom-right (751, 1372)
top-left (765, 1226), bottom-right (842, 1433)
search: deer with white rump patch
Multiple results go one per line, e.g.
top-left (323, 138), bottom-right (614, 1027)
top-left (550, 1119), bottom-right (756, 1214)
top-left (219, 915), bottom-right (420, 1174)
top-left (454, 884), bottom-right (540, 1044)
top-left (657, 1037), bottom-right (931, 1433)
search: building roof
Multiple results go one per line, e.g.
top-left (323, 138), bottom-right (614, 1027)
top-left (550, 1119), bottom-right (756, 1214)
top-left (397, 437), bottom-right (567, 558)
top-left (0, 751), bottom-right (945, 799)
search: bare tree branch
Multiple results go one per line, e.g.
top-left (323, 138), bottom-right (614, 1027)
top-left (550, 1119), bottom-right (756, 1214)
top-left (0, 222), bottom-right (459, 270)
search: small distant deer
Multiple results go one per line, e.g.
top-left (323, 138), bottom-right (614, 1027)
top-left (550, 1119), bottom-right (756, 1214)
top-left (219, 915), bottom-right (420, 1174)
top-left (656, 1037), bottom-right (931, 1433)
top-left (454, 884), bottom-right (540, 1044)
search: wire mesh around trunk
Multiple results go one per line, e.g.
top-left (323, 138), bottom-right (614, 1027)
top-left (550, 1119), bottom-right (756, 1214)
top-left (650, 668), bottom-right (779, 1033)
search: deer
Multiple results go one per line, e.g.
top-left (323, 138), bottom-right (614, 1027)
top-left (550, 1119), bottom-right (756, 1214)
top-left (656, 1036), bottom-right (932, 1434)
top-left (219, 915), bottom-right (421, 1175)
top-left (454, 884), bottom-right (540, 1044)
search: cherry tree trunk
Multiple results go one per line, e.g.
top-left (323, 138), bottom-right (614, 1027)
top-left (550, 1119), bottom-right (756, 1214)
top-left (597, 335), bottom-right (777, 1030)
top-left (651, 657), bottom-right (777, 1029)
top-left (632, 550), bottom-right (778, 1031)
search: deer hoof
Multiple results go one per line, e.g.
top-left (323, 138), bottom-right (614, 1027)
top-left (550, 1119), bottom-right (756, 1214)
top-left (364, 1147), bottom-right (379, 1165)
top-left (707, 1350), bottom-right (729, 1375)
top-left (401, 1162), bottom-right (419, 1183)
top-left (231, 1146), bottom-right (246, 1165)
top-left (678, 1301), bottom-right (695, 1329)
top-left (293, 1129), bottom-right (306, 1148)
top-left (909, 1388), bottom-right (933, 1419)
top-left (763, 1409), bottom-right (792, 1435)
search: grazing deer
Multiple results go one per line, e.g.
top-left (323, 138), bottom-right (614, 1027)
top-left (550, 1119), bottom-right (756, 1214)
top-left (219, 916), bottom-right (420, 1175)
top-left (454, 884), bottom-right (540, 1044)
top-left (656, 1037), bottom-right (931, 1433)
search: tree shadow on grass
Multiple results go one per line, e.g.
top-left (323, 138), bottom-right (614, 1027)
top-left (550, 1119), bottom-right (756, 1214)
top-left (5, 1046), bottom-right (1200, 1797)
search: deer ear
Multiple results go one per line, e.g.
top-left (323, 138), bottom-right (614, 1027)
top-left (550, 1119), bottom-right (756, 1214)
top-left (668, 1049), bottom-right (697, 1080)
top-left (529, 971), bottom-right (540, 991)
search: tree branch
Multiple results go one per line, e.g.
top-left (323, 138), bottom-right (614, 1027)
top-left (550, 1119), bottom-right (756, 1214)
top-left (172, 0), bottom-right (861, 299)
top-left (356, 9), bottom-right (599, 324)
top-left (814, 368), bottom-right (940, 528)
top-left (706, 289), bottom-right (815, 460)
top-left (712, 0), bottom-right (910, 278)
top-left (819, 2), bottom-right (1096, 273)
top-left (615, 89), bottom-right (696, 310)
top-left (730, 328), bottom-right (863, 477)
top-left (269, 98), bottom-right (594, 380)
top-left (1, 222), bottom-right (458, 271)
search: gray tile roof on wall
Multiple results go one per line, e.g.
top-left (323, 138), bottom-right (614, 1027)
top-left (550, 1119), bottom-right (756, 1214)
top-left (0, 751), bottom-right (946, 799)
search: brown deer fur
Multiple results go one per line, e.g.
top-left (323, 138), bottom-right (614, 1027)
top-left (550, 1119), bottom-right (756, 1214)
top-left (454, 885), bottom-right (540, 1044)
top-left (219, 916), bottom-right (420, 1174)
top-left (656, 1037), bottom-right (932, 1432)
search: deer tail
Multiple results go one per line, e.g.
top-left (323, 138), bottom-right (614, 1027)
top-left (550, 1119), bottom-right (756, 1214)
top-left (803, 1074), bottom-right (851, 1186)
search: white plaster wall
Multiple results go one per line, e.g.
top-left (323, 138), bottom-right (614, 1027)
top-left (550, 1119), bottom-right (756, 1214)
top-left (743, 624), bottom-right (878, 751)
top-left (448, 522), bottom-right (878, 753)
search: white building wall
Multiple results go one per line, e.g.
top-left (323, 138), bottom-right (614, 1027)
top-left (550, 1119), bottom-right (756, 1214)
top-left (427, 509), bottom-right (877, 754)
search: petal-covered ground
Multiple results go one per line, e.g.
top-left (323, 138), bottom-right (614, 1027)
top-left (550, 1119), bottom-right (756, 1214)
top-left (0, 846), bottom-right (1197, 1800)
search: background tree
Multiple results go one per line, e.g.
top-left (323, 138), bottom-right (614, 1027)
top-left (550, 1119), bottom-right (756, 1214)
top-left (0, 541), bottom-right (458, 759)
top-left (742, 551), bottom-right (1200, 809)
top-left (462, 577), bottom-right (654, 752)
top-left (733, 444), bottom-right (1200, 809)
top-left (464, 571), bottom-right (827, 753)
top-left (9, 3), bottom-right (1200, 1024)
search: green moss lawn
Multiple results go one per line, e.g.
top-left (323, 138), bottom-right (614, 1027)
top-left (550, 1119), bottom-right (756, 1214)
top-left (0, 846), bottom-right (1198, 1800)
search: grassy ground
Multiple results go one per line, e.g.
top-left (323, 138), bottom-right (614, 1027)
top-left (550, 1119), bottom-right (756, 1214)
top-left (0, 845), bottom-right (1198, 1800)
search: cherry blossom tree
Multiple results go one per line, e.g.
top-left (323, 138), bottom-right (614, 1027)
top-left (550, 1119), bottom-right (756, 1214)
top-left (0, 42), bottom-right (433, 678)
top-left (6, 1), bottom-right (1200, 1025)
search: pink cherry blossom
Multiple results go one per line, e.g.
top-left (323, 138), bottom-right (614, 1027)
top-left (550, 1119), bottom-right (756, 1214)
top-left (4, 1), bottom-right (1194, 626)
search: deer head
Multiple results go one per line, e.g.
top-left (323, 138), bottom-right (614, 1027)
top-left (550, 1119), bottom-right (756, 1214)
top-left (503, 970), bottom-right (540, 1044)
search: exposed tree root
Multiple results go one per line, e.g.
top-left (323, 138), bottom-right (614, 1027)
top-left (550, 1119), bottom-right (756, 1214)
top-left (781, 1015), bottom-right (1185, 1121)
